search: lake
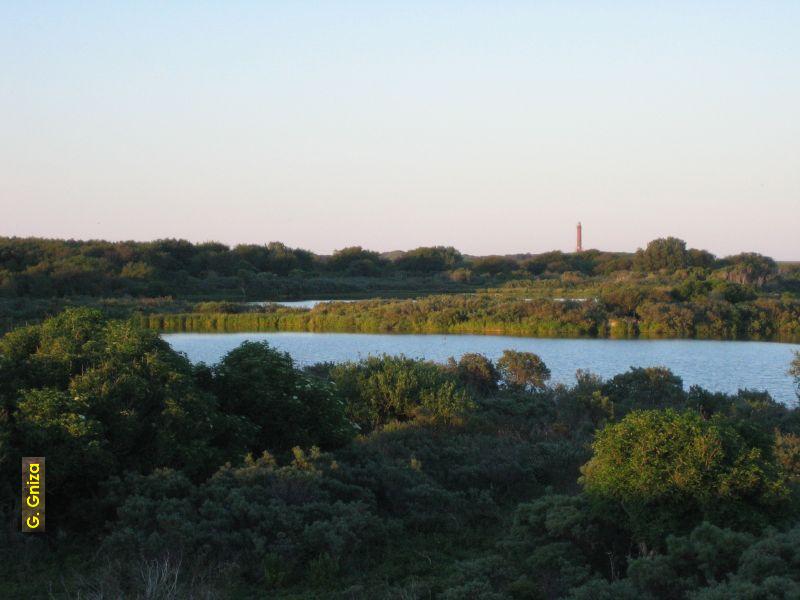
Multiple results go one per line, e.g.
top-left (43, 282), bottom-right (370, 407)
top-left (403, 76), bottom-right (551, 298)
top-left (163, 332), bottom-right (800, 404)
top-left (247, 299), bottom-right (358, 309)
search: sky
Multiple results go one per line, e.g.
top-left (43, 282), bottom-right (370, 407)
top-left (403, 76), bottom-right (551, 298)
top-left (1, 2), bottom-right (798, 259)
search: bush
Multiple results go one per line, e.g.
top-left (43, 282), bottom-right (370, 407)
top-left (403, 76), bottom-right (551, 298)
top-left (601, 366), bottom-right (686, 417)
top-left (103, 451), bottom-right (387, 584)
top-left (497, 350), bottom-right (551, 390)
top-left (0, 308), bottom-right (247, 532)
top-left (449, 353), bottom-right (500, 396)
top-left (580, 409), bottom-right (791, 548)
top-left (204, 341), bottom-right (356, 454)
top-left (329, 355), bottom-right (475, 431)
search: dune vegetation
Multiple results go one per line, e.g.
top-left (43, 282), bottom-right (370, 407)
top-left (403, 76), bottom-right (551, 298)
top-left (3, 309), bottom-right (800, 597)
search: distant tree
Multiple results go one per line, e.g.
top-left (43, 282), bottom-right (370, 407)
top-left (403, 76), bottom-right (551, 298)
top-left (291, 247), bottom-right (315, 271)
top-left (633, 237), bottom-right (689, 272)
top-left (236, 268), bottom-right (255, 299)
top-left (791, 352), bottom-right (800, 402)
top-left (448, 267), bottom-right (473, 283)
top-left (522, 258), bottom-right (546, 276)
top-left (636, 301), bottom-right (697, 338)
top-left (142, 238), bottom-right (198, 271)
top-left (497, 350), bottom-right (551, 390)
top-left (709, 281), bottom-right (757, 303)
top-left (471, 256), bottom-right (519, 275)
top-left (327, 246), bottom-right (386, 276)
top-left (592, 253), bottom-right (634, 275)
top-left (671, 273), bottom-right (713, 301)
top-left (394, 246), bottom-right (463, 273)
top-left (523, 251), bottom-right (570, 275)
top-left (344, 258), bottom-right (382, 277)
top-left (718, 253), bottom-right (778, 287)
top-left (120, 261), bottom-right (154, 279)
top-left (600, 286), bottom-right (646, 316)
top-left (520, 249), bottom-right (601, 275)
top-left (232, 244), bottom-right (270, 271)
top-left (265, 241), bottom-right (304, 274)
top-left (688, 248), bottom-right (717, 269)
top-left (200, 245), bottom-right (238, 276)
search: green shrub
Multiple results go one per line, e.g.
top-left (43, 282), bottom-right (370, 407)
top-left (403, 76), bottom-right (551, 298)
top-left (205, 341), bottom-right (356, 454)
top-left (330, 355), bottom-right (475, 431)
top-left (497, 350), bottom-right (551, 390)
top-left (580, 409), bottom-right (791, 548)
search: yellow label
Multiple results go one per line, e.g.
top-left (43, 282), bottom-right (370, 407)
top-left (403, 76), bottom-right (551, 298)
top-left (22, 457), bottom-right (45, 533)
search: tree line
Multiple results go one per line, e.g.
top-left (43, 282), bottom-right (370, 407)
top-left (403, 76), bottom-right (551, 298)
top-left (1, 235), bottom-right (795, 299)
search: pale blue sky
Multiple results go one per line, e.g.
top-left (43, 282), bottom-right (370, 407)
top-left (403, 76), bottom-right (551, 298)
top-left (1, 2), bottom-right (798, 258)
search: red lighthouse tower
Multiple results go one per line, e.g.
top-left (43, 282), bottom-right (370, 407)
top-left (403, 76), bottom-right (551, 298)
top-left (576, 222), bottom-right (583, 253)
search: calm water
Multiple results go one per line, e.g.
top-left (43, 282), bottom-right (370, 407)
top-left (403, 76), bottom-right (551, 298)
top-left (163, 332), bottom-right (800, 404)
top-left (247, 299), bottom-right (358, 309)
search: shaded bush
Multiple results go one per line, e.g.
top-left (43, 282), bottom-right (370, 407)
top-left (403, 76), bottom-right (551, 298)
top-left (202, 341), bottom-right (356, 454)
top-left (448, 353), bottom-right (500, 396)
top-left (329, 355), bottom-right (475, 432)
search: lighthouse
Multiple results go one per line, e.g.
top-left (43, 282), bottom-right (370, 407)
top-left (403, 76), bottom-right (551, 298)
top-left (576, 222), bottom-right (583, 253)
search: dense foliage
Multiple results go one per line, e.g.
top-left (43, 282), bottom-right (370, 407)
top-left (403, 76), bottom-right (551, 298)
top-left (198, 341), bottom-right (355, 453)
top-left (1, 235), bottom-right (795, 299)
top-left (3, 236), bottom-right (799, 342)
top-left (0, 238), bottom-right (477, 307)
top-left (3, 310), bottom-right (800, 598)
top-left (581, 409), bottom-right (790, 548)
top-left (327, 355), bottom-right (475, 431)
top-left (141, 291), bottom-right (800, 341)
